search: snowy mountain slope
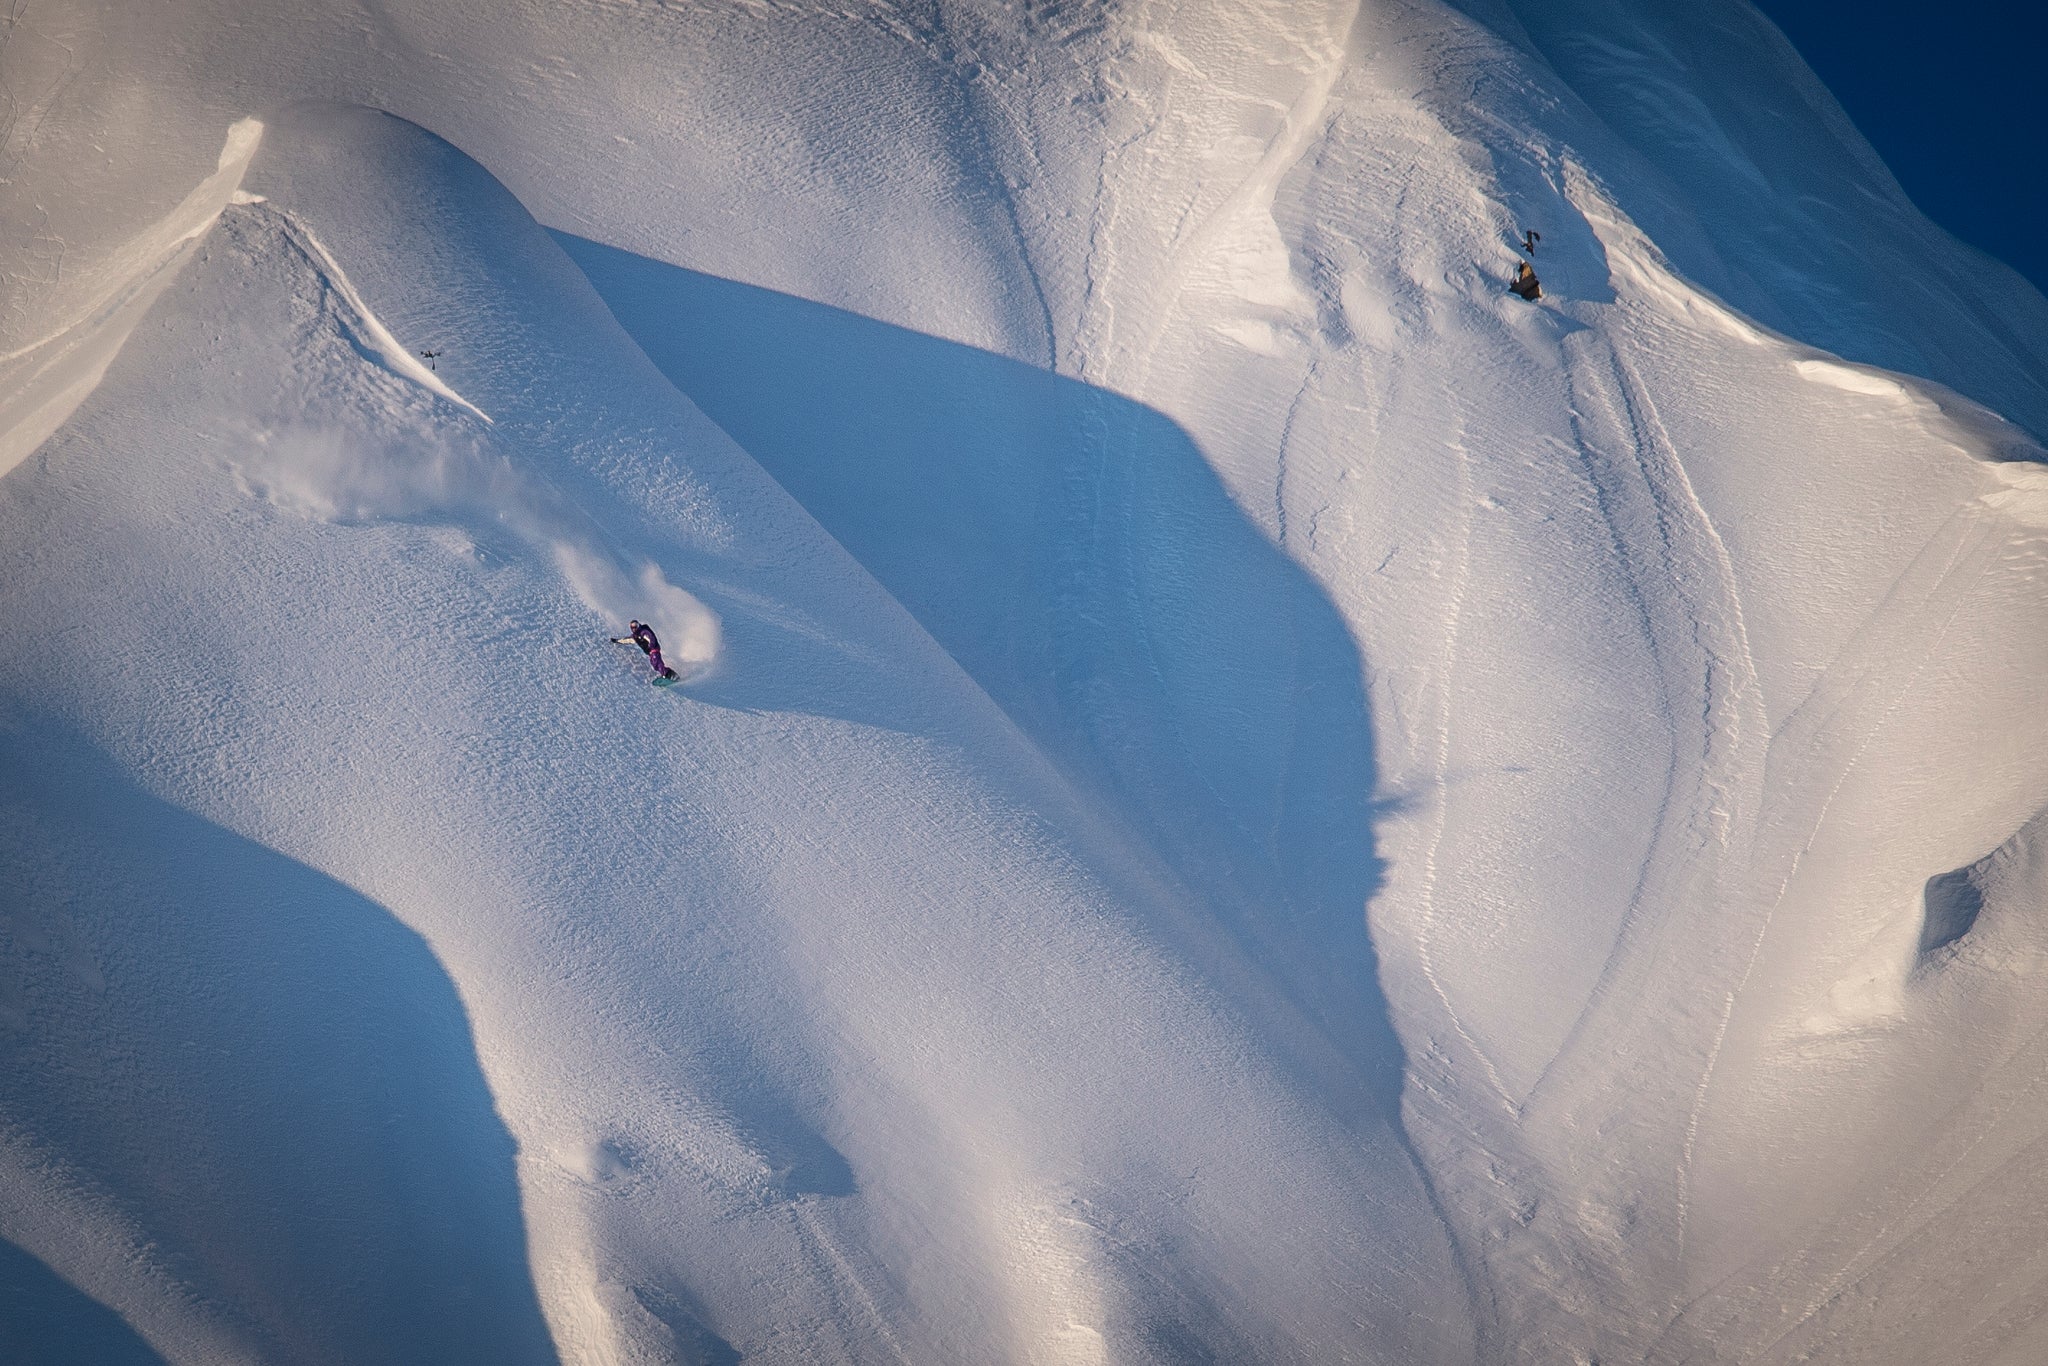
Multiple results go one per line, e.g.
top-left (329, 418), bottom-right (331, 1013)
top-left (3, 102), bottom-right (1471, 1364)
top-left (555, 234), bottom-right (1415, 1124)
top-left (0, 0), bottom-right (1054, 362)
top-left (996, 9), bottom-right (2048, 1358)
top-left (1459, 0), bottom-right (2048, 437)
top-left (0, 115), bottom-right (263, 481)
top-left (4, 0), bottom-right (2048, 1363)
top-left (0, 722), bottom-right (557, 1365)
top-left (572, 118), bottom-right (2048, 1366)
top-left (23, 0), bottom-right (2041, 417)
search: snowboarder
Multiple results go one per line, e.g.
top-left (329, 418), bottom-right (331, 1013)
top-left (1520, 229), bottom-right (1541, 256)
top-left (613, 620), bottom-right (678, 682)
top-left (1509, 260), bottom-right (1543, 301)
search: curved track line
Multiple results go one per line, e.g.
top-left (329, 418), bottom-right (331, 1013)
top-left (1409, 403), bottom-right (1517, 1111)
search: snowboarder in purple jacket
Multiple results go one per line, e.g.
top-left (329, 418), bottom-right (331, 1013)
top-left (614, 620), bottom-right (678, 681)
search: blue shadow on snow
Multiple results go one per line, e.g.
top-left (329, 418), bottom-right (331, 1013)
top-left (558, 235), bottom-right (1410, 1123)
top-left (0, 1236), bottom-right (167, 1366)
top-left (0, 724), bottom-right (559, 1365)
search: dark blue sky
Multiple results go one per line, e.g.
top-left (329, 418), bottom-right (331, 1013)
top-left (1752, 1), bottom-right (2042, 281)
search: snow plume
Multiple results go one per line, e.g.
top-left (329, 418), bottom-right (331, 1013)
top-left (555, 545), bottom-right (722, 675)
top-left (235, 424), bottom-right (721, 675)
top-left (230, 422), bottom-right (514, 525)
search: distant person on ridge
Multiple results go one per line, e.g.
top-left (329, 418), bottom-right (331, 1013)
top-left (613, 619), bottom-right (678, 682)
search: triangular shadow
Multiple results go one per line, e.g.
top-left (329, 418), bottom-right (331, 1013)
top-left (558, 235), bottom-right (1410, 1119)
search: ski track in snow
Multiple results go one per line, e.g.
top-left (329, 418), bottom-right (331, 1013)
top-left (1674, 501), bottom-right (2006, 1216)
top-left (5, 0), bottom-right (2048, 1360)
top-left (1717, 1023), bottom-right (2048, 1359)
top-left (1071, 0), bottom-right (1356, 392)
top-left (1596, 335), bottom-right (1771, 1264)
top-left (787, 1205), bottom-right (914, 1366)
top-left (1420, 144), bottom-right (2036, 1349)
top-left (1409, 402), bottom-right (1518, 1114)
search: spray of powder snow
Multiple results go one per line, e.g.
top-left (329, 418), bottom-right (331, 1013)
top-left (231, 425), bottom-right (517, 524)
top-left (234, 424), bottom-right (721, 674)
top-left (554, 545), bottom-right (721, 673)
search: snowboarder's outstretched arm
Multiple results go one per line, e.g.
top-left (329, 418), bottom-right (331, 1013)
top-left (613, 621), bottom-right (662, 657)
top-left (610, 621), bottom-right (678, 683)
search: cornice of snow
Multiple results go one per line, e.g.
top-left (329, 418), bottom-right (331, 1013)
top-left (272, 210), bottom-right (493, 425)
top-left (5, 3), bottom-right (2048, 1362)
top-left (0, 118), bottom-right (264, 480)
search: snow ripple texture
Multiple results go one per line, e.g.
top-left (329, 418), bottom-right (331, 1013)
top-left (2, 2), bottom-right (2047, 1363)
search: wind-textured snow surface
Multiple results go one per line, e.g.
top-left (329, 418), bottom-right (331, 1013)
top-left (2, 2), bottom-right (2046, 1363)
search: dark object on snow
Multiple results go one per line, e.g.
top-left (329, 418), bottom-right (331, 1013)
top-left (1521, 229), bottom-right (1541, 255)
top-left (1509, 260), bottom-right (1543, 300)
top-left (1920, 864), bottom-right (1985, 960)
top-left (419, 348), bottom-right (442, 371)
top-left (613, 620), bottom-right (678, 681)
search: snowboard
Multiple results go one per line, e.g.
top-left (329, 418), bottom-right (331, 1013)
top-left (611, 637), bottom-right (681, 687)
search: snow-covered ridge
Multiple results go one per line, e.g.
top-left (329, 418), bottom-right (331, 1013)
top-left (3, 2), bottom-right (2047, 1363)
top-left (0, 118), bottom-right (263, 479)
top-left (276, 207), bottom-right (494, 423)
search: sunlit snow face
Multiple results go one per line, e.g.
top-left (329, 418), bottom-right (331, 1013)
top-left (5, 3), bottom-right (2048, 1364)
